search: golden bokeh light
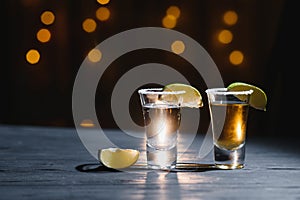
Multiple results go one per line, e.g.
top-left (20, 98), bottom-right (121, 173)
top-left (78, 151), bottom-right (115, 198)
top-left (229, 50), bottom-right (244, 65)
top-left (166, 5), bottom-right (180, 19)
top-left (88, 48), bottom-right (102, 63)
top-left (26, 49), bottom-right (40, 64)
top-left (162, 15), bottom-right (177, 29)
top-left (40, 10), bottom-right (55, 25)
top-left (218, 29), bottom-right (233, 44)
top-left (37, 28), bottom-right (51, 43)
top-left (80, 119), bottom-right (95, 128)
top-left (171, 40), bottom-right (185, 54)
top-left (223, 10), bottom-right (238, 26)
top-left (97, 0), bottom-right (110, 5)
top-left (96, 7), bottom-right (110, 21)
top-left (82, 18), bottom-right (97, 33)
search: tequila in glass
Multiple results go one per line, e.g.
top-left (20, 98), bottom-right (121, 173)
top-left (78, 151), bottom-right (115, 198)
top-left (138, 88), bottom-right (184, 170)
top-left (206, 88), bottom-right (253, 169)
top-left (143, 103), bottom-right (180, 169)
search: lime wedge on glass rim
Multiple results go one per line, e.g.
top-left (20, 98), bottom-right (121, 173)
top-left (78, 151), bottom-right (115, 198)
top-left (227, 82), bottom-right (267, 111)
top-left (98, 148), bottom-right (140, 169)
top-left (162, 83), bottom-right (203, 108)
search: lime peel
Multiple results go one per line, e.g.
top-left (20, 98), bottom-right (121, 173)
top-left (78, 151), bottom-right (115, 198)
top-left (227, 82), bottom-right (267, 111)
top-left (162, 83), bottom-right (203, 108)
top-left (98, 148), bottom-right (140, 169)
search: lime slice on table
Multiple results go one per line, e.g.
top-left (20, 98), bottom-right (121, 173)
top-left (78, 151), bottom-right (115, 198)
top-left (98, 148), bottom-right (140, 169)
top-left (227, 82), bottom-right (267, 111)
top-left (162, 83), bottom-right (203, 108)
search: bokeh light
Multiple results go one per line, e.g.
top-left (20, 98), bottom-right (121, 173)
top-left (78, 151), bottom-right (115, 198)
top-left (26, 49), bottom-right (40, 64)
top-left (82, 18), bottom-right (97, 33)
top-left (218, 29), bottom-right (233, 44)
top-left (88, 48), bottom-right (102, 63)
top-left (162, 15), bottom-right (177, 29)
top-left (171, 40), bottom-right (185, 54)
top-left (223, 10), bottom-right (238, 26)
top-left (37, 28), bottom-right (51, 43)
top-left (229, 50), bottom-right (244, 65)
top-left (40, 10), bottom-right (55, 25)
top-left (80, 119), bottom-right (95, 128)
top-left (96, 7), bottom-right (110, 21)
top-left (97, 0), bottom-right (110, 5)
top-left (166, 5), bottom-right (180, 19)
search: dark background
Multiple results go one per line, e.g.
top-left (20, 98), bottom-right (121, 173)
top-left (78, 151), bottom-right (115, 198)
top-left (2, 0), bottom-right (298, 137)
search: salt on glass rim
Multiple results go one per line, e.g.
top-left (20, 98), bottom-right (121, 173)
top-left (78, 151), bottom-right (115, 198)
top-left (138, 88), bottom-right (186, 95)
top-left (205, 88), bottom-right (253, 95)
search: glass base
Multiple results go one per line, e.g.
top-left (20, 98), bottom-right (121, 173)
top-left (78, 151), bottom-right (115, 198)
top-left (214, 145), bottom-right (245, 169)
top-left (147, 144), bottom-right (177, 170)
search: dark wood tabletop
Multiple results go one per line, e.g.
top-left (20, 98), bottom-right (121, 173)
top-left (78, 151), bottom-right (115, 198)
top-left (0, 124), bottom-right (299, 199)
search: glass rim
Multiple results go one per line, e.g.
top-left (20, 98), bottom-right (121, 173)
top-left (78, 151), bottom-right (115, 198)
top-left (138, 88), bottom-right (186, 95)
top-left (205, 88), bottom-right (253, 95)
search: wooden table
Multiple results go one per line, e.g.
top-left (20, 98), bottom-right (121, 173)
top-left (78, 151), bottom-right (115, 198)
top-left (0, 125), bottom-right (299, 199)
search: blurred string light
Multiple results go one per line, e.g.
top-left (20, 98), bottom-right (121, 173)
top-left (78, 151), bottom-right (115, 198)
top-left (218, 29), bottom-right (233, 44)
top-left (229, 50), bottom-right (244, 65)
top-left (36, 28), bottom-right (51, 43)
top-left (96, 7), bottom-right (110, 21)
top-left (216, 9), bottom-right (244, 66)
top-left (40, 10), bottom-right (55, 25)
top-left (82, 18), bottom-right (97, 33)
top-left (223, 10), bottom-right (238, 26)
top-left (97, 0), bottom-right (110, 5)
top-left (25, 10), bottom-right (55, 64)
top-left (162, 5), bottom-right (180, 29)
top-left (166, 5), bottom-right (180, 19)
top-left (26, 1), bottom-right (112, 64)
top-left (162, 15), bottom-right (177, 29)
top-left (26, 49), bottom-right (40, 64)
top-left (80, 119), bottom-right (95, 128)
top-left (171, 40), bottom-right (185, 54)
top-left (88, 48), bottom-right (102, 63)
top-left (81, 0), bottom-right (111, 63)
top-left (82, 1), bottom-right (111, 33)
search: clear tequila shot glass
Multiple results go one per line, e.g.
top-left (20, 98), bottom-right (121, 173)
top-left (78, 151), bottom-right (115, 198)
top-left (138, 88), bottom-right (185, 170)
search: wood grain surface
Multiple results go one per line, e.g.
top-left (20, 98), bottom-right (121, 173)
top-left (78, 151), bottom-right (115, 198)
top-left (0, 125), bottom-right (299, 199)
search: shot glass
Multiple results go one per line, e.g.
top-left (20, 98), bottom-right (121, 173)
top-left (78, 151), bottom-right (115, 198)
top-left (205, 88), bottom-right (253, 169)
top-left (138, 88), bottom-right (185, 170)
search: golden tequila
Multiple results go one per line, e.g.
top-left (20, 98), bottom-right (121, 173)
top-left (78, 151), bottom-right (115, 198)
top-left (210, 103), bottom-right (249, 150)
top-left (206, 88), bottom-right (252, 169)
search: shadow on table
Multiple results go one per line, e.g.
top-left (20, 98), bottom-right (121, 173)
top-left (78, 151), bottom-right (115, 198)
top-left (75, 163), bottom-right (121, 173)
top-left (75, 162), bottom-right (221, 173)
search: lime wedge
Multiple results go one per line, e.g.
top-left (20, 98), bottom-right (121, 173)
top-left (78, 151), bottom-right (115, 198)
top-left (163, 83), bottom-right (203, 108)
top-left (98, 148), bottom-right (140, 169)
top-left (227, 82), bottom-right (267, 111)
